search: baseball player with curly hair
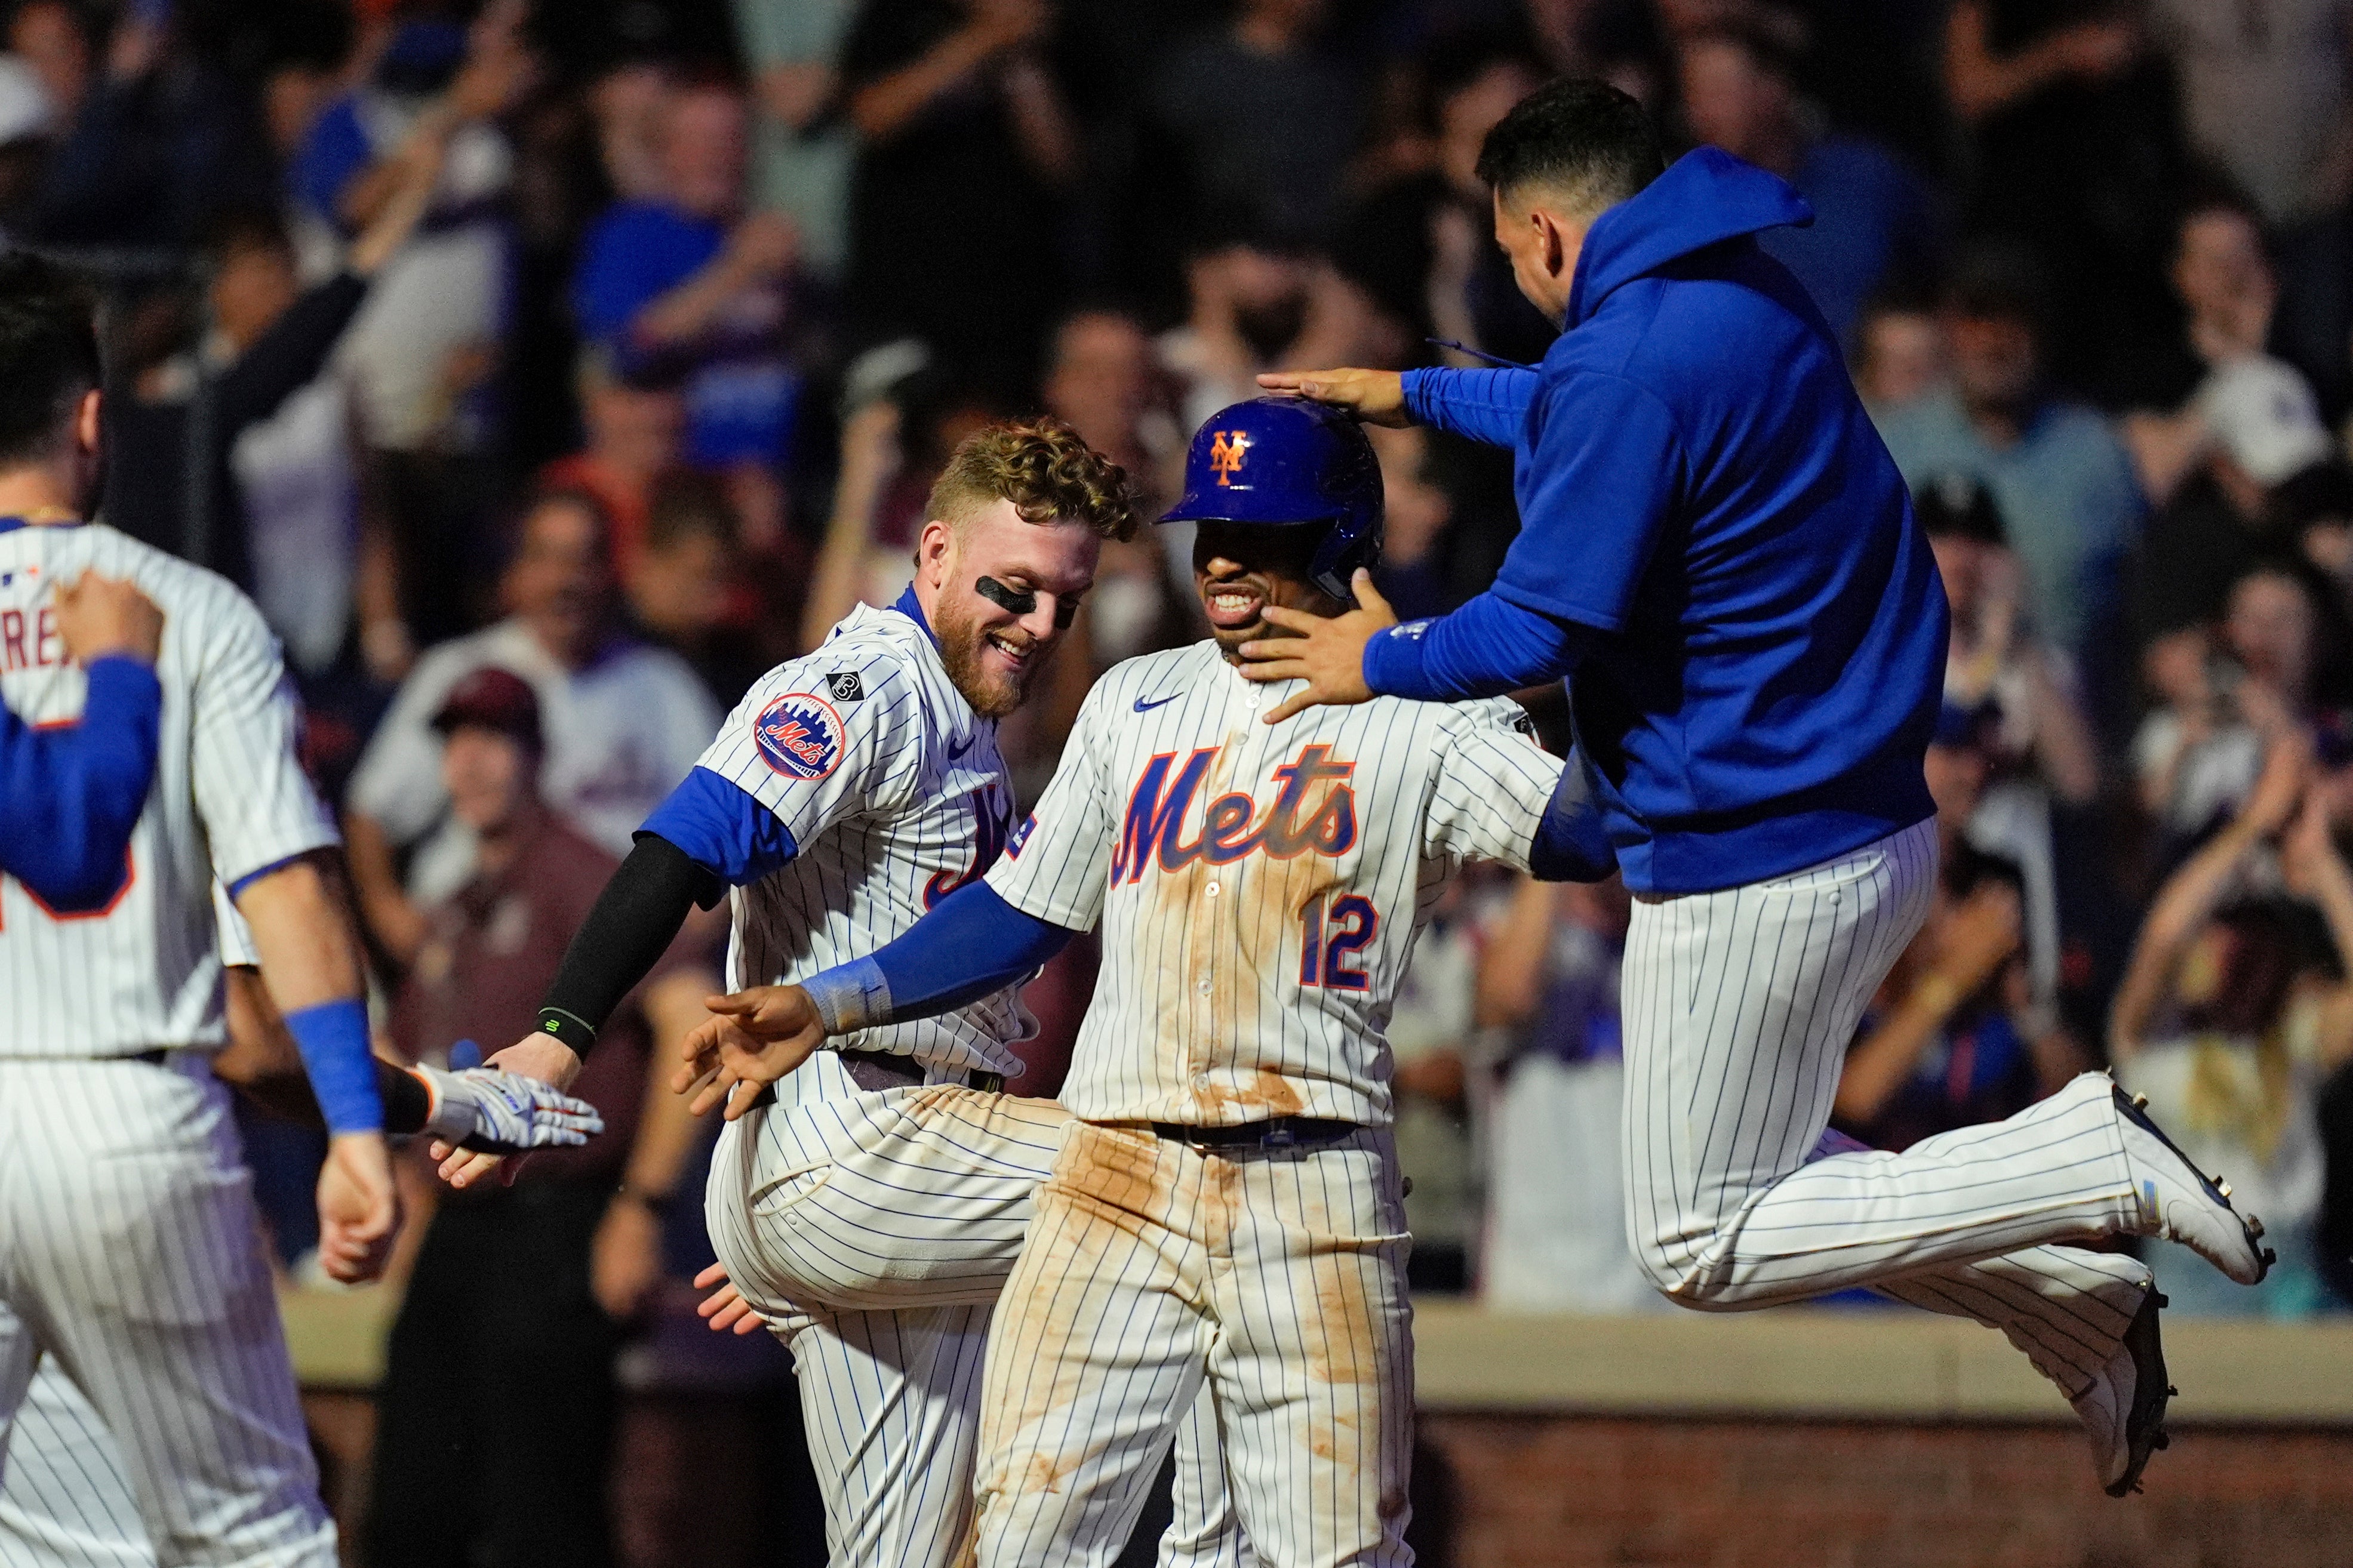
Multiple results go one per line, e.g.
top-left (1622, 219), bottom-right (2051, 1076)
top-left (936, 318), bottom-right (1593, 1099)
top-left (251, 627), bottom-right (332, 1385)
top-left (439, 417), bottom-right (1254, 1568)
top-left (678, 399), bottom-right (1604, 1568)
top-left (1248, 78), bottom-right (2272, 1496)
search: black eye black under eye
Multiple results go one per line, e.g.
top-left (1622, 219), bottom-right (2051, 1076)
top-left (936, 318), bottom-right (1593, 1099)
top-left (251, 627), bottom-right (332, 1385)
top-left (977, 575), bottom-right (1081, 629)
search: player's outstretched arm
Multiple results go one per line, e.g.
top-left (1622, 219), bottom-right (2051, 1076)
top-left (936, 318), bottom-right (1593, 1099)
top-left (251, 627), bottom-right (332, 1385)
top-left (1254, 367), bottom-right (1414, 427)
top-left (436, 831), bottom-right (727, 1187)
top-left (672, 881), bottom-right (1079, 1121)
top-left (1261, 364), bottom-right (1542, 448)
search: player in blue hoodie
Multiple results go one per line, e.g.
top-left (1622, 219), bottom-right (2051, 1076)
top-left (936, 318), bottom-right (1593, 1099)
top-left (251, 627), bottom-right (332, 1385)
top-left (1245, 78), bottom-right (2270, 1496)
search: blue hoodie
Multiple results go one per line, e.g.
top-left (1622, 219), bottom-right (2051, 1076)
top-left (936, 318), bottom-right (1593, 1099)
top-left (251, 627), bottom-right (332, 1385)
top-left (1380, 148), bottom-right (1947, 895)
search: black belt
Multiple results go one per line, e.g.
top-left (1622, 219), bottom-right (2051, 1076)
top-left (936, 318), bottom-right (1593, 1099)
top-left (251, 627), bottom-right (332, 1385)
top-left (839, 1049), bottom-right (1004, 1095)
top-left (1148, 1116), bottom-right (1359, 1151)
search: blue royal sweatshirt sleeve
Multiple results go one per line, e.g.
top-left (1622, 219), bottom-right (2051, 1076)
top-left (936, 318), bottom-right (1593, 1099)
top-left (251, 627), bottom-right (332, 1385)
top-left (1363, 593), bottom-right (1595, 701)
top-left (801, 882), bottom-right (1075, 1035)
top-left (1400, 366), bottom-right (1539, 448)
top-left (639, 765), bottom-right (800, 885)
top-left (0, 655), bottom-right (161, 907)
top-left (1527, 754), bottom-right (1618, 883)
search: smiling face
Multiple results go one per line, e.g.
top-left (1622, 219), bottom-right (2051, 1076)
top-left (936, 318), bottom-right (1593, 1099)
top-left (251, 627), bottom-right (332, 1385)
top-left (923, 498), bottom-right (1102, 717)
top-left (1192, 520), bottom-right (1344, 662)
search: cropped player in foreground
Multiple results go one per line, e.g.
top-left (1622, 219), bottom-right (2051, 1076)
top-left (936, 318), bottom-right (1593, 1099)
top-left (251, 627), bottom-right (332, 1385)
top-left (682, 400), bottom-right (1604, 1568)
top-left (0, 894), bottom-right (602, 1568)
top-left (0, 253), bottom-right (597, 1568)
top-left (440, 420), bottom-right (1250, 1568)
top-left (1245, 79), bottom-right (2263, 1495)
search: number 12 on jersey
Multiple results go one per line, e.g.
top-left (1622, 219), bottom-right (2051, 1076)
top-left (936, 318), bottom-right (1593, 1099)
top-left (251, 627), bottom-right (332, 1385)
top-left (1299, 892), bottom-right (1377, 990)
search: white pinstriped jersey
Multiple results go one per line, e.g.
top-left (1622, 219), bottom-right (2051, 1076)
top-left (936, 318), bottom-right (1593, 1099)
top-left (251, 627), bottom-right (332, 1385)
top-left (987, 640), bottom-right (1562, 1127)
top-left (701, 600), bottom-right (1027, 1077)
top-left (0, 522), bottom-right (336, 1057)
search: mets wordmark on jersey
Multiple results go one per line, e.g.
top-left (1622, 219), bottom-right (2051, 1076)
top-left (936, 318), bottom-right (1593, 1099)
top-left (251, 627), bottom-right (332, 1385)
top-left (986, 639), bottom-right (1564, 1126)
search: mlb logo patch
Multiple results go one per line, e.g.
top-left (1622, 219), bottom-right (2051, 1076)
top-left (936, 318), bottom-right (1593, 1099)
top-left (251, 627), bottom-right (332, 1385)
top-left (755, 692), bottom-right (845, 781)
top-left (826, 671), bottom-right (863, 703)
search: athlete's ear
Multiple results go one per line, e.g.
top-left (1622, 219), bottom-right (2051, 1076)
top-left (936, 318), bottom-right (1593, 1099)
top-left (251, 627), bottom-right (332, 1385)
top-left (72, 387), bottom-right (101, 456)
top-left (915, 517), bottom-right (955, 592)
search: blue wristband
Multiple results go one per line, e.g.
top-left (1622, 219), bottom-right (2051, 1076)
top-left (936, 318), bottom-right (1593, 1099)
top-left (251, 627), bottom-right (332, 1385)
top-left (283, 998), bottom-right (384, 1133)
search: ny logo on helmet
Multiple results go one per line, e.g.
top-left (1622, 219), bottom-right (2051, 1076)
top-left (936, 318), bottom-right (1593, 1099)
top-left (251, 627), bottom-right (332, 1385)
top-left (1208, 430), bottom-right (1250, 486)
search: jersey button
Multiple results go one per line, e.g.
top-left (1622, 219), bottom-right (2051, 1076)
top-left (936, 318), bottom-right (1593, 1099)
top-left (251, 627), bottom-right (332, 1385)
top-left (1205, 880), bottom-right (1220, 897)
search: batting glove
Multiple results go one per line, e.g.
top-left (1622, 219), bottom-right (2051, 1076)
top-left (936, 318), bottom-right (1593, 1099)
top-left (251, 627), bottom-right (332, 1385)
top-left (404, 1062), bottom-right (606, 1153)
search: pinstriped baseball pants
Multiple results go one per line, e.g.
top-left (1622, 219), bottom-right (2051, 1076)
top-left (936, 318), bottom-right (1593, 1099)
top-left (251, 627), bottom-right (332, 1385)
top-left (0, 1059), bottom-right (335, 1568)
top-left (705, 1062), bottom-right (1253, 1568)
top-left (1623, 820), bottom-right (2153, 1396)
top-left (0, 1360), bottom-right (153, 1567)
top-left (972, 1124), bottom-right (1414, 1568)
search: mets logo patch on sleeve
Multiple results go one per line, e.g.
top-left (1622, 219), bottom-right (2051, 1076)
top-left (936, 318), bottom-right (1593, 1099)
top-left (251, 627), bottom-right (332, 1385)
top-left (755, 692), bottom-right (845, 781)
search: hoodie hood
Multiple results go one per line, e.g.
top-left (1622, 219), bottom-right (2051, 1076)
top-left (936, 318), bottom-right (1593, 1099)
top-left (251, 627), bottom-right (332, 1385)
top-left (1566, 147), bottom-right (1814, 328)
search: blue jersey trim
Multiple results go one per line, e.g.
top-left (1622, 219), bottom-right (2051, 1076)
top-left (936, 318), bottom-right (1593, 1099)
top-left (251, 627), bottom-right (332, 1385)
top-left (639, 765), bottom-right (799, 886)
top-left (891, 584), bottom-right (939, 648)
top-left (0, 516), bottom-right (83, 536)
top-left (226, 851), bottom-right (313, 901)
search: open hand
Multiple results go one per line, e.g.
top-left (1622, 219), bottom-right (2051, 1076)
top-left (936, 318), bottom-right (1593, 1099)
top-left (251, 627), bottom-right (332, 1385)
top-left (694, 1261), bottom-right (770, 1336)
top-left (1254, 366), bottom-right (1411, 427)
top-left (433, 1031), bottom-right (581, 1189)
top-left (1235, 569), bottom-right (1397, 723)
top-left (672, 985), bottom-right (827, 1119)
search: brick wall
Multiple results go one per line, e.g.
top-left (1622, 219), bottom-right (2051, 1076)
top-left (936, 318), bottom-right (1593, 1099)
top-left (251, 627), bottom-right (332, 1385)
top-left (1413, 1414), bottom-right (2353, 1568)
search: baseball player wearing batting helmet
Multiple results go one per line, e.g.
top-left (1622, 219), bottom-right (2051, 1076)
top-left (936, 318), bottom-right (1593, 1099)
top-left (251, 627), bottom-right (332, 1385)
top-left (682, 398), bottom-right (1612, 1568)
top-left (441, 418), bottom-right (1254, 1568)
top-left (1250, 78), bottom-right (2263, 1496)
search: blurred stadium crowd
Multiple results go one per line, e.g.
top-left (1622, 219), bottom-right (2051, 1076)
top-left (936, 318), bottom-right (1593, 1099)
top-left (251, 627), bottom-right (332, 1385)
top-left (13, 0), bottom-right (2353, 1554)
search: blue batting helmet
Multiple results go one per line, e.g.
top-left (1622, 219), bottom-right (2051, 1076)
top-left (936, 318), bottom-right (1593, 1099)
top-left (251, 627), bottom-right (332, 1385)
top-left (1161, 398), bottom-right (1383, 602)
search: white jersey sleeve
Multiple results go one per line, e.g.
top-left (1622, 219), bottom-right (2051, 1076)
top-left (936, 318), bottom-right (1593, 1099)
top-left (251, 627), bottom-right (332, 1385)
top-left (213, 882), bottom-right (259, 966)
top-left (985, 680), bottom-right (1117, 931)
top-left (1419, 698), bottom-right (1563, 873)
top-left (693, 649), bottom-right (925, 850)
top-left (189, 587), bottom-right (337, 887)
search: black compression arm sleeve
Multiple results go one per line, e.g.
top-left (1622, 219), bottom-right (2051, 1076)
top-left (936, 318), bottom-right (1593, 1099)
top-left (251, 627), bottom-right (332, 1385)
top-left (539, 833), bottom-right (725, 1057)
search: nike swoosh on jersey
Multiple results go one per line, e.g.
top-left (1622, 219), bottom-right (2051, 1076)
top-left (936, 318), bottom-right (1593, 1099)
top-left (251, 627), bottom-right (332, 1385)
top-left (1133, 694), bottom-right (1180, 712)
top-left (947, 734), bottom-right (975, 760)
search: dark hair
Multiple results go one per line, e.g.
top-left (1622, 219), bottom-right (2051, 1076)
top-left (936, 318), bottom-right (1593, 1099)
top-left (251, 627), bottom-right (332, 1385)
top-left (1942, 241), bottom-right (2052, 334)
top-left (1474, 77), bottom-right (1664, 214)
top-left (0, 250), bottom-right (100, 468)
top-left (204, 204), bottom-right (296, 269)
top-left (645, 467), bottom-right (738, 554)
top-left (2275, 461), bottom-right (2353, 534)
top-left (1914, 472), bottom-right (2007, 546)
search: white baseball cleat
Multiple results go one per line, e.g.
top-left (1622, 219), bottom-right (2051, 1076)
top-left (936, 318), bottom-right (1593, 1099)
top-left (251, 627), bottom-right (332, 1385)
top-left (2071, 1288), bottom-right (2173, 1497)
top-left (2112, 1085), bottom-right (2274, 1285)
